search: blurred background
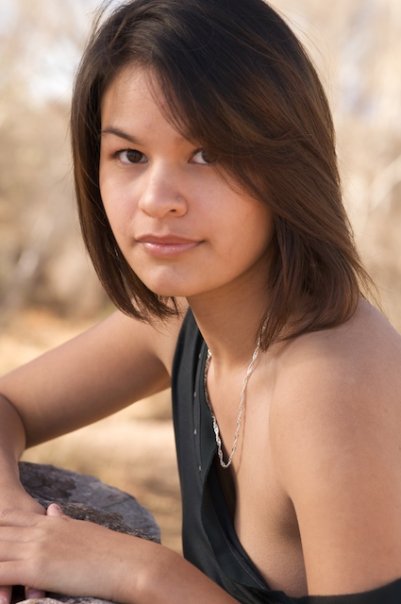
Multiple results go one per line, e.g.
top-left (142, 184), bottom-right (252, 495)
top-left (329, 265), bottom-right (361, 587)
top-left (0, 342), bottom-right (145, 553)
top-left (0, 0), bottom-right (400, 552)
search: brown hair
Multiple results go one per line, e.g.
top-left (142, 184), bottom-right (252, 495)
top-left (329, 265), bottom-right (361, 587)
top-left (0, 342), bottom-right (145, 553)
top-left (71, 0), bottom-right (373, 346)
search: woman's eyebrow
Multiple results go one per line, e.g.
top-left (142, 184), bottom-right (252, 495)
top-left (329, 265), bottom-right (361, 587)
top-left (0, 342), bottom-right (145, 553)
top-left (101, 126), bottom-right (140, 144)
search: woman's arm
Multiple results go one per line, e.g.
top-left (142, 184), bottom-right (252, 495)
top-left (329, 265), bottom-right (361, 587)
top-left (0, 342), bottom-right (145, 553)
top-left (0, 304), bottom-right (237, 603)
top-left (0, 503), bottom-right (237, 604)
top-left (0, 308), bottom-right (182, 602)
top-left (271, 310), bottom-right (401, 597)
top-left (0, 396), bottom-right (46, 603)
top-left (0, 309), bottom-right (180, 448)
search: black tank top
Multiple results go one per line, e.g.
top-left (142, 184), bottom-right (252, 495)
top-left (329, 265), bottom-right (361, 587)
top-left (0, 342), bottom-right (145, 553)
top-left (171, 310), bottom-right (401, 603)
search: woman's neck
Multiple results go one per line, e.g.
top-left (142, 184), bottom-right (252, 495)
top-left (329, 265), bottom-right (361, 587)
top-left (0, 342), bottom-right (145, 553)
top-left (187, 284), bottom-right (269, 371)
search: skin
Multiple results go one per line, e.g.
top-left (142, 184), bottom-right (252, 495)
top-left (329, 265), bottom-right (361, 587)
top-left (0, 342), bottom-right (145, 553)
top-left (0, 65), bottom-right (401, 602)
top-left (99, 67), bottom-right (274, 312)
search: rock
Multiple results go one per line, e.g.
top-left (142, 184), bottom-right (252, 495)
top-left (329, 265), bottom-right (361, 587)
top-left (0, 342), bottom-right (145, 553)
top-left (15, 461), bottom-right (161, 604)
top-left (15, 598), bottom-right (112, 604)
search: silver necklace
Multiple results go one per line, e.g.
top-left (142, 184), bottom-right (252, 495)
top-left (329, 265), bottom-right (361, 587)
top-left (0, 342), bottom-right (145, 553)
top-left (203, 339), bottom-right (261, 469)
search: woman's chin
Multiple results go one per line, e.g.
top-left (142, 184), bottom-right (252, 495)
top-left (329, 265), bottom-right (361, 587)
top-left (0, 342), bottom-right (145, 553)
top-left (141, 280), bottom-right (191, 299)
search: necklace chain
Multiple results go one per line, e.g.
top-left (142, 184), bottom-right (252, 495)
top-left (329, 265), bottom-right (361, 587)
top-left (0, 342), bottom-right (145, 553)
top-left (203, 340), bottom-right (261, 469)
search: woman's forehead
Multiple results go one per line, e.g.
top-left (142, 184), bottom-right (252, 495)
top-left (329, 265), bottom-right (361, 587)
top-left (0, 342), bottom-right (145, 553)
top-left (101, 65), bottom-right (193, 146)
top-left (102, 63), bottom-right (197, 141)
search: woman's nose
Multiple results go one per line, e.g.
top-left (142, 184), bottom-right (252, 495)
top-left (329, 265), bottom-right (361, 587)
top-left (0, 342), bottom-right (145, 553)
top-left (137, 164), bottom-right (188, 218)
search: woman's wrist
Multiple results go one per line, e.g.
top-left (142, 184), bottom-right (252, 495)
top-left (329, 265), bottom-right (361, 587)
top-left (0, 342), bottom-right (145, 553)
top-left (108, 536), bottom-right (168, 604)
top-left (113, 538), bottom-right (237, 604)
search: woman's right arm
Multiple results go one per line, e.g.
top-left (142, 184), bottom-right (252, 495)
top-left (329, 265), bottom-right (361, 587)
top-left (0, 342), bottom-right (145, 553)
top-left (0, 308), bottom-right (183, 602)
top-left (0, 308), bottom-right (182, 488)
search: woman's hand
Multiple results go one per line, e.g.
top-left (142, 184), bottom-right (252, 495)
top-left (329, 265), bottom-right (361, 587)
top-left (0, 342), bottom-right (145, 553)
top-left (0, 501), bottom-right (143, 602)
top-left (0, 499), bottom-right (241, 604)
top-left (0, 487), bottom-right (45, 604)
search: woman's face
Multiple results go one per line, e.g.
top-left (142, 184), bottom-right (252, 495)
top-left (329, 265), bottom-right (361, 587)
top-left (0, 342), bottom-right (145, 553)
top-left (99, 65), bottom-right (274, 301)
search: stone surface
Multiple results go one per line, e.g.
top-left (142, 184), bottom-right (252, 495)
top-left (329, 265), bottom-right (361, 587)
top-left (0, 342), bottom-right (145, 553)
top-left (15, 461), bottom-right (161, 604)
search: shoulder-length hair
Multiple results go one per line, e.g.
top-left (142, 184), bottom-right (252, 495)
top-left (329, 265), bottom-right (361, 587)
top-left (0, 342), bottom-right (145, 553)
top-left (71, 0), bottom-right (373, 348)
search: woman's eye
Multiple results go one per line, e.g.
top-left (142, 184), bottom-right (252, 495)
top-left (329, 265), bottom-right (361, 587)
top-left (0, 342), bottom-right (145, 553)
top-left (192, 149), bottom-right (217, 165)
top-left (116, 149), bottom-right (146, 164)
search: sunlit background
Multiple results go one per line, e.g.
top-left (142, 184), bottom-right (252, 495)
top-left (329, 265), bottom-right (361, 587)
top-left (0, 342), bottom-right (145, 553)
top-left (0, 0), bottom-right (400, 551)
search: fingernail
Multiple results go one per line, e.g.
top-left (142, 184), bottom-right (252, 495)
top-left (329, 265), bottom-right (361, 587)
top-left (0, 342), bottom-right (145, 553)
top-left (26, 589), bottom-right (44, 599)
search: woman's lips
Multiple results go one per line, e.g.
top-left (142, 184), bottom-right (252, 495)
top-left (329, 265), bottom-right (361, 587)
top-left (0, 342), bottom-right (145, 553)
top-left (135, 235), bottom-right (201, 257)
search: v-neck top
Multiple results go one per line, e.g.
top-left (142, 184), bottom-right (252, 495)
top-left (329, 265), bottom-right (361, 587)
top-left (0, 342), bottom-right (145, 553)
top-left (171, 310), bottom-right (401, 604)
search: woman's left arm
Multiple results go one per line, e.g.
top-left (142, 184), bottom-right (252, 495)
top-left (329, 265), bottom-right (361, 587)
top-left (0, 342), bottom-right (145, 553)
top-left (0, 503), bottom-right (237, 604)
top-left (272, 325), bottom-right (401, 597)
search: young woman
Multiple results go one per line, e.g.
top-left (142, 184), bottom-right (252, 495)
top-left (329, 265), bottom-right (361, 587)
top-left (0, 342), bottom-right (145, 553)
top-left (0, 1), bottom-right (401, 602)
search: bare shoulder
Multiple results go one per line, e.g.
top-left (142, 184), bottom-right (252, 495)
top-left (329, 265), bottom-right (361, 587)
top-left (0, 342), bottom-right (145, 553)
top-left (272, 299), bottom-right (401, 433)
top-left (271, 299), bottom-right (401, 470)
top-left (269, 300), bottom-right (401, 593)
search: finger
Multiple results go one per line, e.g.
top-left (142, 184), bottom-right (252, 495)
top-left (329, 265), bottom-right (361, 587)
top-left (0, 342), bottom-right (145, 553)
top-left (46, 503), bottom-right (63, 517)
top-left (25, 587), bottom-right (45, 600)
top-left (0, 585), bottom-right (11, 604)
